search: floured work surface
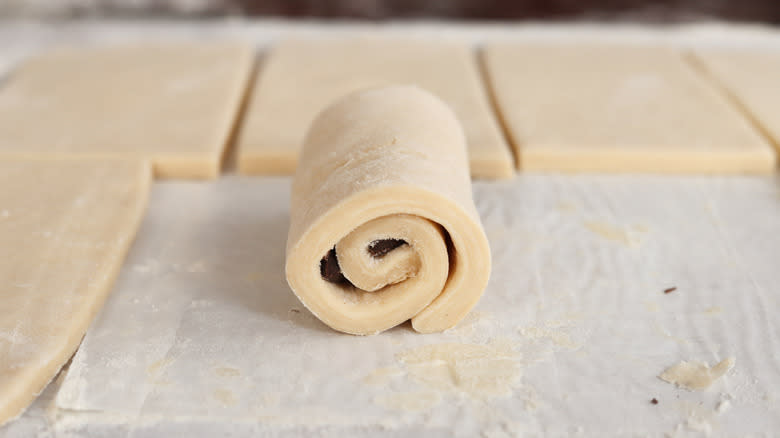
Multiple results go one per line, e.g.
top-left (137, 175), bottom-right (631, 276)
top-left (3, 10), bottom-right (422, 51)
top-left (482, 44), bottom-right (777, 173)
top-left (236, 38), bottom-right (514, 179)
top-left (692, 49), bottom-right (780, 154)
top-left (0, 160), bottom-right (151, 426)
top-left (3, 21), bottom-right (780, 438)
top-left (0, 43), bottom-right (255, 179)
top-left (0, 174), bottom-right (770, 437)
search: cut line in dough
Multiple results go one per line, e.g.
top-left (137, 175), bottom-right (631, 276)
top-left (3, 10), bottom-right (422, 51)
top-left (236, 37), bottom-right (514, 179)
top-left (481, 43), bottom-right (776, 173)
top-left (0, 159), bottom-right (151, 426)
top-left (0, 43), bottom-right (256, 179)
top-left (286, 85), bottom-right (491, 335)
top-left (690, 49), bottom-right (780, 156)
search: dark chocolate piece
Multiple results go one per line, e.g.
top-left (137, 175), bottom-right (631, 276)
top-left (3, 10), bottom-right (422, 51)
top-left (320, 248), bottom-right (348, 284)
top-left (664, 287), bottom-right (677, 294)
top-left (651, 398), bottom-right (659, 405)
top-left (367, 239), bottom-right (406, 258)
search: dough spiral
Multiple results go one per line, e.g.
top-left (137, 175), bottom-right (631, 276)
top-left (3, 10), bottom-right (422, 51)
top-left (285, 85), bottom-right (491, 335)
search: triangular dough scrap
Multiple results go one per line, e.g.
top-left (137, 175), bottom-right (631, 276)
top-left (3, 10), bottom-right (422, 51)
top-left (0, 43), bottom-right (256, 179)
top-left (236, 37), bottom-right (514, 179)
top-left (0, 159), bottom-right (151, 426)
top-left (482, 43), bottom-right (776, 173)
top-left (692, 49), bottom-right (780, 154)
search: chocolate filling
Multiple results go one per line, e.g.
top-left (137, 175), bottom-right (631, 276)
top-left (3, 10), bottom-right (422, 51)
top-left (367, 239), bottom-right (407, 258)
top-left (319, 239), bottom-right (408, 285)
top-left (320, 248), bottom-right (348, 284)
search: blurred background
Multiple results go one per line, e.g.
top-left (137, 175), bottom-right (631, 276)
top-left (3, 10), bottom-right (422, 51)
top-left (1, 0), bottom-right (779, 23)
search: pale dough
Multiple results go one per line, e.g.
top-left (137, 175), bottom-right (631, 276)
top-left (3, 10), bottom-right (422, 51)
top-left (0, 43), bottom-right (255, 179)
top-left (692, 49), bottom-right (780, 154)
top-left (236, 38), bottom-right (514, 179)
top-left (0, 159), bottom-right (151, 426)
top-left (482, 43), bottom-right (776, 173)
top-left (286, 85), bottom-right (491, 335)
top-left (659, 357), bottom-right (735, 390)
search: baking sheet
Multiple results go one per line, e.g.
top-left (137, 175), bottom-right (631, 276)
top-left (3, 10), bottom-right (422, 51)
top-left (2, 174), bottom-right (775, 437)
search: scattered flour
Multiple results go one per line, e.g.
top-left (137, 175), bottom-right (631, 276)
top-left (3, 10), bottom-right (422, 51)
top-left (374, 391), bottom-right (442, 412)
top-left (659, 357), bottom-right (735, 390)
top-left (396, 340), bottom-right (521, 398)
top-left (584, 221), bottom-right (648, 247)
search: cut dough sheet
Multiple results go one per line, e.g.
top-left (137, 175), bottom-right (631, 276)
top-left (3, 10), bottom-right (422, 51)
top-left (481, 43), bottom-right (777, 173)
top-left (0, 43), bottom-right (255, 179)
top-left (286, 86), bottom-right (491, 335)
top-left (691, 49), bottom-right (780, 154)
top-left (236, 37), bottom-right (514, 179)
top-left (0, 159), bottom-right (151, 426)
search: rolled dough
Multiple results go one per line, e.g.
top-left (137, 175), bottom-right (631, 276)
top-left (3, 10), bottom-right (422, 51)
top-left (286, 85), bottom-right (491, 335)
top-left (0, 43), bottom-right (255, 179)
top-left (482, 43), bottom-right (776, 173)
top-left (236, 38), bottom-right (514, 179)
top-left (691, 49), bottom-right (780, 154)
top-left (0, 159), bottom-right (151, 426)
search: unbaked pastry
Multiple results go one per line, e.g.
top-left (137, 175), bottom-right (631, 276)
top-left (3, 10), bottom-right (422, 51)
top-left (482, 43), bottom-right (776, 173)
top-left (0, 43), bottom-right (255, 179)
top-left (285, 86), bottom-right (491, 335)
top-left (0, 159), bottom-right (150, 426)
top-left (691, 49), bottom-right (780, 155)
top-left (237, 38), bottom-right (514, 179)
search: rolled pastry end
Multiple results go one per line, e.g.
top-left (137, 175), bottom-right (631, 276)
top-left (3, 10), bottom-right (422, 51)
top-left (285, 85), bottom-right (491, 335)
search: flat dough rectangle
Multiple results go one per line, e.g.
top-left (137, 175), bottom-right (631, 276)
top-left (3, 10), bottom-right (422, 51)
top-left (236, 38), bottom-right (514, 179)
top-left (482, 43), bottom-right (776, 173)
top-left (691, 49), bottom-right (780, 154)
top-left (0, 43), bottom-right (256, 179)
top-left (0, 159), bottom-right (151, 425)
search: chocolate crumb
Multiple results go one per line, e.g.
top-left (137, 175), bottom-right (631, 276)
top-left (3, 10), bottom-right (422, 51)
top-left (320, 248), bottom-right (348, 284)
top-left (367, 239), bottom-right (406, 258)
top-left (664, 287), bottom-right (677, 294)
top-left (290, 309), bottom-right (300, 314)
top-left (651, 398), bottom-right (659, 405)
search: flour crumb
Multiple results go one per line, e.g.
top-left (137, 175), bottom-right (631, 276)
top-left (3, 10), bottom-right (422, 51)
top-left (659, 357), bottom-right (735, 390)
top-left (147, 357), bottom-right (175, 376)
top-left (375, 391), bottom-right (441, 411)
top-left (716, 399), bottom-right (731, 414)
top-left (363, 366), bottom-right (405, 385)
top-left (704, 306), bottom-right (722, 316)
top-left (395, 340), bottom-right (521, 398)
top-left (556, 201), bottom-right (577, 212)
top-left (584, 221), bottom-right (647, 246)
top-left (133, 259), bottom-right (160, 274)
top-left (214, 366), bottom-right (241, 377)
top-left (585, 221), bottom-right (633, 245)
top-left (518, 324), bottom-right (577, 349)
top-left (686, 416), bottom-right (712, 434)
top-left (213, 388), bottom-right (237, 406)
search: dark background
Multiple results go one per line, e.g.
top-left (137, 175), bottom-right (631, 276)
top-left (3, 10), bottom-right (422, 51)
top-left (2, 0), bottom-right (780, 23)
